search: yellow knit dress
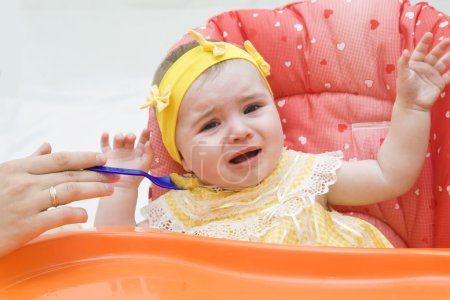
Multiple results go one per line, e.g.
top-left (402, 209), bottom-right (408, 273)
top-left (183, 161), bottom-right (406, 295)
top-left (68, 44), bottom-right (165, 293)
top-left (142, 149), bottom-right (393, 248)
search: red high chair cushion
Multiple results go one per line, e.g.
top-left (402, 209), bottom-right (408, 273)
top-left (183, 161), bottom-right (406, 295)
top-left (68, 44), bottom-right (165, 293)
top-left (147, 0), bottom-right (450, 247)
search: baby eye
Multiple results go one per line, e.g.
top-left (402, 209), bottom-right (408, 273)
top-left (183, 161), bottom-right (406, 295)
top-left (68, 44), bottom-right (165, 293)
top-left (201, 121), bottom-right (220, 131)
top-left (244, 104), bottom-right (261, 114)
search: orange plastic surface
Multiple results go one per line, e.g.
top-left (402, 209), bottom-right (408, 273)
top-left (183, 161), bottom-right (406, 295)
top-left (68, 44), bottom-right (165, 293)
top-left (1, 227), bottom-right (450, 300)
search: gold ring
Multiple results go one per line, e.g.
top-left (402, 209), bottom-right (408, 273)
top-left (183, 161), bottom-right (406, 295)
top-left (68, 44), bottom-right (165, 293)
top-left (49, 186), bottom-right (58, 207)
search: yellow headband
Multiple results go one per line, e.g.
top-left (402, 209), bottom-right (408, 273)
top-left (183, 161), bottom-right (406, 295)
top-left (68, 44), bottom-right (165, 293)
top-left (141, 31), bottom-right (272, 164)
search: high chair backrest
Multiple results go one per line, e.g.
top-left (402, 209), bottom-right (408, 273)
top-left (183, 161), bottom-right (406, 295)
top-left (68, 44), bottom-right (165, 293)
top-left (147, 0), bottom-right (450, 247)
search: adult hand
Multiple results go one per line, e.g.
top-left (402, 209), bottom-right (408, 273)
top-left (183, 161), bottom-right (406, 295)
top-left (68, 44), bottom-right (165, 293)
top-left (0, 143), bottom-right (119, 256)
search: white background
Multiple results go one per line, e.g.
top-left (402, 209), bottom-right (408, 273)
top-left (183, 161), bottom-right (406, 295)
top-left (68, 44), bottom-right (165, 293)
top-left (0, 0), bottom-right (449, 228)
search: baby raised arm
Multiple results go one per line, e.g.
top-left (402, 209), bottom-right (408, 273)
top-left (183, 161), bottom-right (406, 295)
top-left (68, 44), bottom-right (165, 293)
top-left (328, 33), bottom-right (450, 206)
top-left (94, 129), bottom-right (153, 226)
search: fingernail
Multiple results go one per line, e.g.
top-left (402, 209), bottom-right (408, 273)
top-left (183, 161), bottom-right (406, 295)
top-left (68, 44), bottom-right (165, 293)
top-left (96, 154), bottom-right (106, 164)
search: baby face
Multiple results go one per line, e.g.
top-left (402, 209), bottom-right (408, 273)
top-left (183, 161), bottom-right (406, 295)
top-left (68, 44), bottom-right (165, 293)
top-left (175, 59), bottom-right (284, 190)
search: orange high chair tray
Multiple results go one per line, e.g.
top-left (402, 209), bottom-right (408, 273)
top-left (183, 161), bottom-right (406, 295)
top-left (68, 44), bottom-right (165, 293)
top-left (1, 228), bottom-right (450, 299)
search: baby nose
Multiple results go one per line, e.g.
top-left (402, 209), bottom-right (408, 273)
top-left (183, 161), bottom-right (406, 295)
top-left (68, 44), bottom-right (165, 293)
top-left (227, 124), bottom-right (254, 143)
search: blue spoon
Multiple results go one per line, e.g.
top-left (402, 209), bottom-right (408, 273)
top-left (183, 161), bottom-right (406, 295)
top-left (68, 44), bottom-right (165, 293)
top-left (86, 166), bottom-right (184, 190)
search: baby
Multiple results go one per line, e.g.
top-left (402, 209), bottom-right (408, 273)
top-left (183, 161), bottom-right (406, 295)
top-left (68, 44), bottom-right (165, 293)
top-left (95, 31), bottom-right (450, 248)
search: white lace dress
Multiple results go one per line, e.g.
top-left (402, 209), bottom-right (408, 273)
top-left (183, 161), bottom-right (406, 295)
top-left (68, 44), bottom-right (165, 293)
top-left (141, 149), bottom-right (392, 248)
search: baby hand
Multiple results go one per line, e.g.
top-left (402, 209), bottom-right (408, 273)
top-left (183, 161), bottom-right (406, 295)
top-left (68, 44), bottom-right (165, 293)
top-left (100, 128), bottom-right (153, 189)
top-left (396, 32), bottom-right (450, 111)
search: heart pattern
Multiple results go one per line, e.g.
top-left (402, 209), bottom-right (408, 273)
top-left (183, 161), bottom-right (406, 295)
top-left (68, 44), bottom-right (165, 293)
top-left (385, 64), bottom-right (395, 74)
top-left (298, 136), bottom-right (307, 145)
top-left (337, 42), bottom-right (346, 51)
top-left (370, 19), bottom-right (380, 30)
top-left (440, 21), bottom-right (449, 28)
top-left (294, 24), bottom-right (303, 32)
top-left (338, 124), bottom-right (348, 132)
top-left (364, 79), bottom-right (374, 88)
top-left (277, 99), bottom-right (286, 107)
top-left (324, 9), bottom-right (334, 19)
top-left (405, 12), bottom-right (415, 19)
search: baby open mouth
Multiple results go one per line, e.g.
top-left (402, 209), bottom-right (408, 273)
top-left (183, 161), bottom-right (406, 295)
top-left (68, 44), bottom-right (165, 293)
top-left (229, 149), bottom-right (261, 164)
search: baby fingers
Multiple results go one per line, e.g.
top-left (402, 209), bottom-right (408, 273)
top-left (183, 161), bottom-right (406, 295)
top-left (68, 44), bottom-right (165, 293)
top-left (113, 133), bottom-right (125, 149)
top-left (100, 132), bottom-right (112, 153)
top-left (138, 128), bottom-right (150, 145)
top-left (410, 32), bottom-right (433, 62)
top-left (123, 133), bottom-right (137, 150)
top-left (434, 49), bottom-right (450, 74)
top-left (425, 38), bottom-right (450, 66)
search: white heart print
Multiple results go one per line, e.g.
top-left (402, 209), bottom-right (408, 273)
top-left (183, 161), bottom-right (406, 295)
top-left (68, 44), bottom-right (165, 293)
top-left (284, 61), bottom-right (292, 67)
top-left (440, 21), bottom-right (449, 28)
top-left (274, 21), bottom-right (281, 27)
top-left (337, 42), bottom-right (346, 51)
top-left (294, 24), bottom-right (303, 32)
top-left (298, 136), bottom-right (307, 145)
top-left (405, 12), bottom-right (414, 19)
top-left (277, 99), bottom-right (286, 107)
top-left (365, 80), bottom-right (374, 88)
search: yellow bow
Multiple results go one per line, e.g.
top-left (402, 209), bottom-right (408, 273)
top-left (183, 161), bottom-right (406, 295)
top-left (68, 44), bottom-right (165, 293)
top-left (140, 84), bottom-right (171, 112)
top-left (190, 30), bottom-right (226, 57)
top-left (244, 40), bottom-right (271, 76)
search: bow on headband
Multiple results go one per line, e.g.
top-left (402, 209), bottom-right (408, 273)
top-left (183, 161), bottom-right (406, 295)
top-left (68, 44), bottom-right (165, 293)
top-left (244, 40), bottom-right (271, 77)
top-left (140, 84), bottom-right (171, 112)
top-left (190, 30), bottom-right (226, 57)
